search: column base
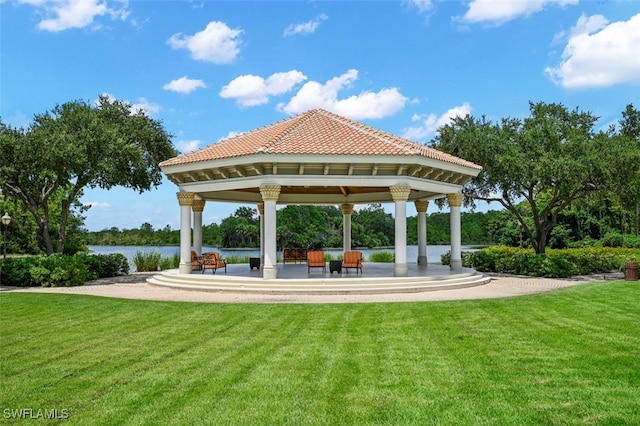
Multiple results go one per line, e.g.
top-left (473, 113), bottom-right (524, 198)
top-left (179, 263), bottom-right (192, 274)
top-left (262, 265), bottom-right (278, 279)
top-left (394, 263), bottom-right (408, 277)
top-left (417, 255), bottom-right (428, 266)
top-left (450, 259), bottom-right (463, 271)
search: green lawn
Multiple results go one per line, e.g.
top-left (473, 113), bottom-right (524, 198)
top-left (1, 282), bottom-right (639, 425)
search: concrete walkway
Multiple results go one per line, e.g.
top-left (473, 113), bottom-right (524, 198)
top-left (1, 272), bottom-right (621, 304)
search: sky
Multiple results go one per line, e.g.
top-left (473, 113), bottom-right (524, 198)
top-left (1, 0), bottom-right (639, 232)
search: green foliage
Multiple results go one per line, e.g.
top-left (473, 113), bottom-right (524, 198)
top-left (224, 254), bottom-right (250, 264)
top-left (159, 253), bottom-right (180, 270)
top-left (218, 208), bottom-right (259, 248)
top-left (133, 250), bottom-right (161, 272)
top-left (0, 96), bottom-right (177, 255)
top-left (1, 253), bottom-right (129, 287)
top-left (369, 251), bottom-right (394, 262)
top-left (443, 246), bottom-right (640, 278)
top-left (432, 102), bottom-right (638, 254)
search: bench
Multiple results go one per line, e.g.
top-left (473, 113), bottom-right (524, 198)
top-left (282, 248), bottom-right (308, 264)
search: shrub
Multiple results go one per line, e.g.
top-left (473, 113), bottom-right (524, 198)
top-left (133, 250), bottom-right (161, 272)
top-left (602, 232), bottom-right (624, 248)
top-left (455, 246), bottom-right (640, 278)
top-left (159, 253), bottom-right (180, 270)
top-left (369, 251), bottom-right (394, 263)
top-left (1, 253), bottom-right (129, 287)
top-left (224, 254), bottom-right (250, 265)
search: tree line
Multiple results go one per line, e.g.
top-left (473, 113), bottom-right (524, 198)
top-left (2, 99), bottom-right (638, 256)
top-left (80, 202), bottom-right (639, 250)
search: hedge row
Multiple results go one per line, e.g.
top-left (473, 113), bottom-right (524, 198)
top-left (0, 253), bottom-right (129, 287)
top-left (442, 246), bottom-right (640, 278)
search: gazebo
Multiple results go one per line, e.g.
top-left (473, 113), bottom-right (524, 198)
top-left (154, 109), bottom-right (484, 290)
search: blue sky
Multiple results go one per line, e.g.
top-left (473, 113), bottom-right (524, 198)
top-left (2, 0), bottom-right (639, 231)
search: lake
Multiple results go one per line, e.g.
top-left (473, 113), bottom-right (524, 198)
top-left (88, 245), bottom-right (476, 272)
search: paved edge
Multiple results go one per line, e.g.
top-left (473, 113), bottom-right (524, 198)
top-left (0, 272), bottom-right (624, 304)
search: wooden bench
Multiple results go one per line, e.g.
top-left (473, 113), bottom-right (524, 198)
top-left (282, 248), bottom-right (308, 264)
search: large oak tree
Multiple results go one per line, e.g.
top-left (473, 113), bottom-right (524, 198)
top-left (431, 101), bottom-right (634, 255)
top-left (0, 96), bottom-right (177, 254)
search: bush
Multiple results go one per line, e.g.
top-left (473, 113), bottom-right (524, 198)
top-left (369, 251), bottom-right (394, 263)
top-left (159, 253), bottom-right (180, 270)
top-left (133, 250), bottom-right (161, 272)
top-left (451, 245), bottom-right (640, 278)
top-left (0, 253), bottom-right (129, 287)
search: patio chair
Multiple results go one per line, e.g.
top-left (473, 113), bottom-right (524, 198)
top-left (307, 250), bottom-right (326, 273)
top-left (191, 250), bottom-right (203, 271)
top-left (342, 251), bottom-right (363, 275)
top-left (202, 252), bottom-right (227, 274)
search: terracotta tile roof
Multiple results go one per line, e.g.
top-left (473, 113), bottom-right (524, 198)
top-left (160, 109), bottom-right (480, 170)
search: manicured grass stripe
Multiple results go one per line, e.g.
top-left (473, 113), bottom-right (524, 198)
top-left (1, 281), bottom-right (638, 425)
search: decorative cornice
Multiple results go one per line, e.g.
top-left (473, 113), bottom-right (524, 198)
top-left (259, 185), bottom-right (281, 201)
top-left (340, 203), bottom-right (354, 215)
top-left (176, 192), bottom-right (195, 206)
top-left (389, 185), bottom-right (411, 202)
top-left (191, 199), bottom-right (205, 212)
top-left (447, 192), bottom-right (464, 207)
top-left (414, 200), bottom-right (429, 213)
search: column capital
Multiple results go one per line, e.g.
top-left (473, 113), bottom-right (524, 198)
top-left (260, 185), bottom-right (281, 201)
top-left (446, 192), bottom-right (464, 207)
top-left (389, 185), bottom-right (411, 202)
top-left (192, 199), bottom-right (205, 213)
top-left (414, 200), bottom-right (429, 213)
top-left (176, 192), bottom-right (195, 206)
top-left (340, 203), bottom-right (354, 215)
top-left (257, 203), bottom-right (264, 216)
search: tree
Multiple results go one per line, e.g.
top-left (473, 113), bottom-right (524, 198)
top-left (432, 101), bottom-right (606, 254)
top-left (0, 96), bottom-right (177, 254)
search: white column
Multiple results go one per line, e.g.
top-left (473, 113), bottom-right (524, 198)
top-left (340, 203), bottom-right (354, 253)
top-left (260, 185), bottom-right (281, 279)
top-left (177, 192), bottom-right (195, 274)
top-left (390, 185), bottom-right (411, 277)
top-left (192, 198), bottom-right (205, 257)
top-left (447, 192), bottom-right (464, 271)
top-left (258, 203), bottom-right (265, 265)
top-left (415, 200), bottom-right (429, 266)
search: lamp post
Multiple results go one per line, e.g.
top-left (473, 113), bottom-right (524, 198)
top-left (2, 212), bottom-right (11, 260)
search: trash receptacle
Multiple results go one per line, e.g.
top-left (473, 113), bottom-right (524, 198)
top-left (624, 262), bottom-right (638, 281)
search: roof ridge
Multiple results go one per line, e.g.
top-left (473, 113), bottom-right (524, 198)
top-left (318, 109), bottom-right (420, 155)
top-left (259, 109), bottom-right (317, 153)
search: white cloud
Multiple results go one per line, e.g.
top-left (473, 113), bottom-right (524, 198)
top-left (175, 139), bottom-right (201, 153)
top-left (278, 69), bottom-right (408, 120)
top-left (18, 0), bottom-right (129, 32)
top-left (163, 76), bottom-right (207, 94)
top-left (404, 0), bottom-right (433, 14)
top-left (401, 102), bottom-right (472, 141)
top-left (283, 14), bottom-right (328, 37)
top-left (98, 93), bottom-right (161, 116)
top-left (457, 0), bottom-right (577, 26)
top-left (545, 13), bottom-right (640, 89)
top-left (220, 70), bottom-right (307, 107)
top-left (167, 21), bottom-right (243, 64)
top-left (129, 97), bottom-right (161, 115)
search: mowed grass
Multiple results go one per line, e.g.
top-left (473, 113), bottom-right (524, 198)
top-left (1, 282), bottom-right (639, 425)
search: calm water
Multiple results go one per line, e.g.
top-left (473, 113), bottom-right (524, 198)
top-left (88, 245), bottom-right (475, 272)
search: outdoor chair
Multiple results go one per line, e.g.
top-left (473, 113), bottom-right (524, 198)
top-left (202, 251), bottom-right (227, 274)
top-left (307, 250), bottom-right (326, 273)
top-left (191, 250), bottom-right (203, 271)
top-left (342, 251), bottom-right (363, 275)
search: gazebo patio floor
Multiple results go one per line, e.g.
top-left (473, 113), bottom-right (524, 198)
top-left (147, 262), bottom-right (491, 295)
